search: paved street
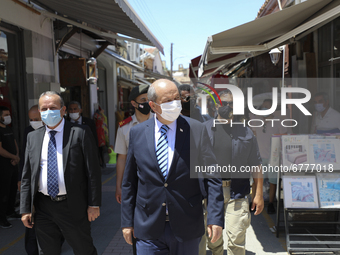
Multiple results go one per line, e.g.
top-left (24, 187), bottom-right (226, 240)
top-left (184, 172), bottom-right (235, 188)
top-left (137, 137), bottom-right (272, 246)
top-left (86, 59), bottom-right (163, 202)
top-left (0, 166), bottom-right (287, 255)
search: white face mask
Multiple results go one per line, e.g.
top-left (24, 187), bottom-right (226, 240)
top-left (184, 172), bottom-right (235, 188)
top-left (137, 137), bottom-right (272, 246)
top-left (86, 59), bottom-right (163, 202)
top-left (69, 112), bottom-right (80, 120)
top-left (155, 100), bottom-right (182, 122)
top-left (315, 103), bottom-right (326, 113)
top-left (2, 115), bottom-right (11, 125)
top-left (30, 121), bottom-right (43, 130)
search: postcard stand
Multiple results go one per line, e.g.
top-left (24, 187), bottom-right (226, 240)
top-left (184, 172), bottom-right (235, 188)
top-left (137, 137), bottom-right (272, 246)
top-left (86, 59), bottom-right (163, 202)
top-left (274, 135), bottom-right (340, 254)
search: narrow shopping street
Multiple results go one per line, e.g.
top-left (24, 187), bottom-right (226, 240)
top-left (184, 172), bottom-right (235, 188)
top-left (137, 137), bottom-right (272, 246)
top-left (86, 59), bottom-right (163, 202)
top-left (0, 166), bottom-right (287, 255)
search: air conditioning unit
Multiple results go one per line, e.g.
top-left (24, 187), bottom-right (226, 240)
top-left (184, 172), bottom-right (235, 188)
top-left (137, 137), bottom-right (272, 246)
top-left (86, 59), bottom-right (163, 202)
top-left (128, 43), bottom-right (140, 64)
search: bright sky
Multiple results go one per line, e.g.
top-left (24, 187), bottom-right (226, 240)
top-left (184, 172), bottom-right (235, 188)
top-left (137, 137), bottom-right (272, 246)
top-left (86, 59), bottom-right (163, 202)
top-left (128, 0), bottom-right (266, 70)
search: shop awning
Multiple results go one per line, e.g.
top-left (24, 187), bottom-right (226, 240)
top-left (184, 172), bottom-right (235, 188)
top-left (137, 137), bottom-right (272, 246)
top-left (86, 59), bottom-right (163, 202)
top-left (104, 48), bottom-right (172, 81)
top-left (198, 0), bottom-right (340, 77)
top-left (31, 0), bottom-right (164, 54)
top-left (118, 77), bottom-right (139, 88)
top-left (190, 54), bottom-right (243, 79)
top-left (104, 48), bottom-right (144, 71)
top-left (141, 70), bottom-right (173, 81)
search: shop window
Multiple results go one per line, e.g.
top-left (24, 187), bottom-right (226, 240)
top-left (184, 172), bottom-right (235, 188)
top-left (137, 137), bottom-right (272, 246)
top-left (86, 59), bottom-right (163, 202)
top-left (0, 26), bottom-right (25, 143)
top-left (59, 58), bottom-right (91, 118)
top-left (334, 63), bottom-right (340, 112)
top-left (333, 18), bottom-right (340, 58)
top-left (317, 17), bottom-right (340, 112)
top-left (318, 23), bottom-right (331, 64)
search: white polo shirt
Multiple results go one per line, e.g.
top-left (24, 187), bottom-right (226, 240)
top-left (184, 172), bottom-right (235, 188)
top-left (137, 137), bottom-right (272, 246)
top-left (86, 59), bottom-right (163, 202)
top-left (311, 107), bottom-right (340, 133)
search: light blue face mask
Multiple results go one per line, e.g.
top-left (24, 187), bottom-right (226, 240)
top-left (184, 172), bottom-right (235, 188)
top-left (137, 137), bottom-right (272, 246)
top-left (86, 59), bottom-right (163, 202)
top-left (315, 103), bottom-right (326, 113)
top-left (40, 109), bottom-right (62, 127)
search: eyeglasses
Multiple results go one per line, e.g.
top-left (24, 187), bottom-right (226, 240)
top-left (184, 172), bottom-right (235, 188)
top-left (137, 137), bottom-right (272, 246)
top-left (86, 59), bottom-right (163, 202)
top-left (181, 95), bottom-right (196, 102)
top-left (221, 101), bottom-right (233, 107)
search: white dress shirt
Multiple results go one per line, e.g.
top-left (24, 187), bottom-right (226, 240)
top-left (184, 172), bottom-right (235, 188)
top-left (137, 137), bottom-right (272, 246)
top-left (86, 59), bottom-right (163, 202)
top-left (39, 118), bottom-right (67, 196)
top-left (154, 116), bottom-right (177, 175)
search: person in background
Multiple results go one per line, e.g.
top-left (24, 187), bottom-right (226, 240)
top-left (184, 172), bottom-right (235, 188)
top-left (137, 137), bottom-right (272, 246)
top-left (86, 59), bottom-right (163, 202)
top-left (67, 101), bottom-right (100, 166)
top-left (67, 101), bottom-right (98, 145)
top-left (311, 92), bottom-right (340, 134)
top-left (19, 105), bottom-right (43, 255)
top-left (201, 89), bottom-right (264, 255)
top-left (20, 91), bottom-right (101, 255)
top-left (0, 106), bottom-right (20, 229)
top-left (19, 105), bottom-right (44, 183)
top-left (250, 99), bottom-right (287, 214)
top-left (178, 84), bottom-right (207, 122)
top-left (115, 84), bottom-right (153, 255)
top-left (94, 105), bottom-right (110, 167)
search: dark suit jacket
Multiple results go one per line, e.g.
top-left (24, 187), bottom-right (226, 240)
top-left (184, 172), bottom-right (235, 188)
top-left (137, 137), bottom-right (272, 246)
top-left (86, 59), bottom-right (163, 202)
top-left (19, 125), bottom-right (34, 181)
top-left (121, 115), bottom-right (224, 242)
top-left (81, 117), bottom-right (99, 148)
top-left (20, 120), bottom-right (102, 222)
top-left (66, 116), bottom-right (98, 148)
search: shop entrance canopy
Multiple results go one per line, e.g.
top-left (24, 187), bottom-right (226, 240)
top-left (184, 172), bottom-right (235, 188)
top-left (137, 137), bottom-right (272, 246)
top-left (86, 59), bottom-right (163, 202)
top-left (197, 0), bottom-right (340, 77)
top-left (31, 0), bottom-right (164, 54)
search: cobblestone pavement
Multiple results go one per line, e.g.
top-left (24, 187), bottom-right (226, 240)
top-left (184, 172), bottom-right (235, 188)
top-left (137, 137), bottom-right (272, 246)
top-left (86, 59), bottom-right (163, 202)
top-left (0, 166), bottom-right (287, 254)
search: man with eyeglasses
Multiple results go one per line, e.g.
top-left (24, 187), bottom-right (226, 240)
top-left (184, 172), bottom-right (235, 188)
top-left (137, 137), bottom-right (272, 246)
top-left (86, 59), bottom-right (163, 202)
top-left (250, 99), bottom-right (287, 214)
top-left (178, 84), bottom-right (208, 122)
top-left (200, 89), bottom-right (264, 255)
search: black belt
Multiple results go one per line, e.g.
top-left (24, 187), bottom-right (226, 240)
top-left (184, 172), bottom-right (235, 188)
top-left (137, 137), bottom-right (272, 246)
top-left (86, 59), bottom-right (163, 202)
top-left (39, 192), bottom-right (67, 202)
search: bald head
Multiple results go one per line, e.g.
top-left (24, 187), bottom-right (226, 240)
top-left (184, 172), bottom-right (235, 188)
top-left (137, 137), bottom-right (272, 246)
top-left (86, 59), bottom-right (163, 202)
top-left (28, 105), bottom-right (41, 121)
top-left (148, 79), bottom-right (178, 103)
top-left (148, 79), bottom-right (181, 125)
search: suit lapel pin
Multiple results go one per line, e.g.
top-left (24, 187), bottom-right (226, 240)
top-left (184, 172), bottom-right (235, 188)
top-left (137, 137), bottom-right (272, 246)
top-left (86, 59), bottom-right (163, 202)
top-left (180, 128), bottom-right (183, 132)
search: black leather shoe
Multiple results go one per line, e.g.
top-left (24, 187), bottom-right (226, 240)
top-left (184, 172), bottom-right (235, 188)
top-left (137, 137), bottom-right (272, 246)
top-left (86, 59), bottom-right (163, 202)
top-left (0, 219), bottom-right (12, 228)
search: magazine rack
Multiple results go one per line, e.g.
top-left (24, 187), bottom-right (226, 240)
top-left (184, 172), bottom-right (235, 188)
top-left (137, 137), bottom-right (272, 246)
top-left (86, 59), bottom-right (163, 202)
top-left (275, 171), bottom-right (285, 238)
top-left (273, 135), bottom-right (340, 253)
top-left (284, 208), bottom-right (340, 253)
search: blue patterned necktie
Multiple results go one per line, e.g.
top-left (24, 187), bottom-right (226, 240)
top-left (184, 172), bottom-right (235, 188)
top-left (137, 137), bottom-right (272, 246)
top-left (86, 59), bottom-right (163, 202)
top-left (47, 130), bottom-right (59, 198)
top-left (156, 125), bottom-right (170, 179)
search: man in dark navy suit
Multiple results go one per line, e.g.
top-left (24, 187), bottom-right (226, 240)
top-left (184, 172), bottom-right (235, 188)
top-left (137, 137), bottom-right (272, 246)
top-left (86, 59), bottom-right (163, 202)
top-left (121, 79), bottom-right (224, 255)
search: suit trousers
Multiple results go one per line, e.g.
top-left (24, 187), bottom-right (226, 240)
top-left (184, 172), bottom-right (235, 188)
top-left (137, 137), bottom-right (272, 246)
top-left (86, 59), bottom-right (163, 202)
top-left (0, 163), bottom-right (18, 220)
top-left (136, 222), bottom-right (201, 255)
top-left (34, 192), bottom-right (97, 255)
top-left (25, 226), bottom-right (39, 255)
top-left (199, 186), bottom-right (251, 255)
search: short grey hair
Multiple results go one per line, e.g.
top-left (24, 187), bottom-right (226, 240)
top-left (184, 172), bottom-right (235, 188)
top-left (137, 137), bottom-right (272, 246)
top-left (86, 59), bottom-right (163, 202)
top-left (39, 91), bottom-right (64, 109)
top-left (68, 101), bottom-right (81, 109)
top-left (314, 92), bottom-right (329, 102)
top-left (147, 85), bottom-right (157, 102)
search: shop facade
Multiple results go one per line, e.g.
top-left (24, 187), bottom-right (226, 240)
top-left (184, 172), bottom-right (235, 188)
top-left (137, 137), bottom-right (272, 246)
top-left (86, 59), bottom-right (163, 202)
top-left (0, 0), bottom-right (56, 145)
top-left (0, 0), bottom-right (166, 148)
top-left (192, 0), bottom-right (340, 252)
